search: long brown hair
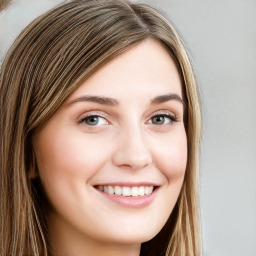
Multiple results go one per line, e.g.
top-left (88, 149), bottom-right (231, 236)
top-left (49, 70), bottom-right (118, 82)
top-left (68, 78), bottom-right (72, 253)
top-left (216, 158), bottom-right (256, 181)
top-left (0, 1), bottom-right (202, 255)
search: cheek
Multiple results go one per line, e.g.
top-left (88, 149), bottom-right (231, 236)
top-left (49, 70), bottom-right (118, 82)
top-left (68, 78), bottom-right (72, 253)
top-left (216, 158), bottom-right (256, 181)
top-left (153, 129), bottom-right (187, 181)
top-left (33, 127), bottom-right (107, 198)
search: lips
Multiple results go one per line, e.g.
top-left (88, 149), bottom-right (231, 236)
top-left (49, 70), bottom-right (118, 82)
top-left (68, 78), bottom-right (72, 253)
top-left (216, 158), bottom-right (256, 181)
top-left (94, 184), bottom-right (159, 208)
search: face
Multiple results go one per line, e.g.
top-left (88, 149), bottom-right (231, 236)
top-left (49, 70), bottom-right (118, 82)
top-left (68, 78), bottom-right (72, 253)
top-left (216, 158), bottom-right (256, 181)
top-left (33, 39), bottom-right (187, 249)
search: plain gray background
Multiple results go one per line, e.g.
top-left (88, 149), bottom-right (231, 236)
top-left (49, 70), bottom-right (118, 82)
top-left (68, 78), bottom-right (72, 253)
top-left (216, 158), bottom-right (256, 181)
top-left (1, 0), bottom-right (256, 255)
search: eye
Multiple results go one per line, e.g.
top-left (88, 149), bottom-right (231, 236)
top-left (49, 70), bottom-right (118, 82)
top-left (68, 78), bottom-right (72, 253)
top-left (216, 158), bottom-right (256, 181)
top-left (149, 114), bottom-right (177, 125)
top-left (79, 115), bottom-right (108, 126)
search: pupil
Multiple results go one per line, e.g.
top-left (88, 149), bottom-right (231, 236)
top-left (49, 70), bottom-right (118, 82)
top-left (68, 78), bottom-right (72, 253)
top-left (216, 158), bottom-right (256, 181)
top-left (153, 115), bottom-right (164, 124)
top-left (87, 116), bottom-right (98, 125)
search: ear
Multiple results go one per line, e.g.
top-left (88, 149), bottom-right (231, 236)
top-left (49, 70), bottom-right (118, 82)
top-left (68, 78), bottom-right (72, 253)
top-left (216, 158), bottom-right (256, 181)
top-left (28, 151), bottom-right (38, 179)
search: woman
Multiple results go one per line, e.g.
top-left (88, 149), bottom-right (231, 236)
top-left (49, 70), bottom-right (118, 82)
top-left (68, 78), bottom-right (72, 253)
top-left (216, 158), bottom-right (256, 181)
top-left (0, 0), bottom-right (202, 255)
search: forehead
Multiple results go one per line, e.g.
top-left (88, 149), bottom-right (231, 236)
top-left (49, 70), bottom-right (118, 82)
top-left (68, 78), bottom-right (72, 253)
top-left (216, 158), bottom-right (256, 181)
top-left (70, 39), bottom-right (182, 101)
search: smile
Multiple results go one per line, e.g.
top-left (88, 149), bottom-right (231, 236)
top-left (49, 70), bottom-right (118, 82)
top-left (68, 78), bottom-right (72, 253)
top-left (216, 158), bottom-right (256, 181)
top-left (96, 185), bottom-right (154, 197)
top-left (94, 184), bottom-right (159, 208)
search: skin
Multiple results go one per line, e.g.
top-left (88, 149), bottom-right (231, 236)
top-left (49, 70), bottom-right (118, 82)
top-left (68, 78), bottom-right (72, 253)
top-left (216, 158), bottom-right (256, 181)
top-left (32, 39), bottom-right (187, 256)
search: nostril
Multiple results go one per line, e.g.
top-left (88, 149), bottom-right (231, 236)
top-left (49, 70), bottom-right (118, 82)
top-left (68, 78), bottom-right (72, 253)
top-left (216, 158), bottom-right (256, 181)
top-left (112, 152), bottom-right (152, 170)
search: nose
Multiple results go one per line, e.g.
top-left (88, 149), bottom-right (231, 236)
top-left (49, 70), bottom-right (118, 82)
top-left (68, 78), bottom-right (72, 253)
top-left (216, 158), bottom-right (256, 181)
top-left (112, 126), bottom-right (152, 170)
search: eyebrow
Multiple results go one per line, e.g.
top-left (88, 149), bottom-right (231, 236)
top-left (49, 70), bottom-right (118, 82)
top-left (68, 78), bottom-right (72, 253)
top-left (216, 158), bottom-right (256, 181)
top-left (68, 93), bottom-right (184, 106)
top-left (68, 96), bottom-right (118, 106)
top-left (150, 93), bottom-right (184, 105)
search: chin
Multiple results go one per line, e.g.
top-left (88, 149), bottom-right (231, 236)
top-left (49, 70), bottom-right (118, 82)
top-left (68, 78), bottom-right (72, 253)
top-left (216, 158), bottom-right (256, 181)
top-left (97, 219), bottom-right (164, 245)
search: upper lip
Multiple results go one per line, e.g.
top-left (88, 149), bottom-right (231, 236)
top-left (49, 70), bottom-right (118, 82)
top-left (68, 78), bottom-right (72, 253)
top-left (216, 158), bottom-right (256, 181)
top-left (94, 182), bottom-right (160, 187)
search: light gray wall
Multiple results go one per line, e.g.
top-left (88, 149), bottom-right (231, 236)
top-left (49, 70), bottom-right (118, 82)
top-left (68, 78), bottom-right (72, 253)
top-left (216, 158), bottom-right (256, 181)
top-left (134, 0), bottom-right (256, 255)
top-left (0, 0), bottom-right (64, 60)
top-left (1, 1), bottom-right (255, 255)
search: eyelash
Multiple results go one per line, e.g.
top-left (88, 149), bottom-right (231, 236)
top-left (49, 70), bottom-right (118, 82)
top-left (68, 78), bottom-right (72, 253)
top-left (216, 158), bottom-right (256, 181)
top-left (78, 112), bottom-right (178, 127)
top-left (78, 114), bottom-right (108, 126)
top-left (149, 114), bottom-right (177, 125)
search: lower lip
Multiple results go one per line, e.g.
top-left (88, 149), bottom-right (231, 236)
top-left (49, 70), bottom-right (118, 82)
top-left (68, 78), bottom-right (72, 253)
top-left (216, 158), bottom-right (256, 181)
top-left (95, 188), bottom-right (158, 208)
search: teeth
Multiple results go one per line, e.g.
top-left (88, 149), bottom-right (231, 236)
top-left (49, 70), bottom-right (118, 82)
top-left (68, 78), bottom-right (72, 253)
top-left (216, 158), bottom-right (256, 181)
top-left (138, 186), bottom-right (144, 196)
top-left (148, 186), bottom-right (153, 194)
top-left (131, 187), bottom-right (139, 196)
top-left (123, 187), bottom-right (132, 196)
top-left (97, 185), bottom-right (154, 197)
top-left (108, 185), bottom-right (114, 194)
top-left (114, 186), bottom-right (122, 195)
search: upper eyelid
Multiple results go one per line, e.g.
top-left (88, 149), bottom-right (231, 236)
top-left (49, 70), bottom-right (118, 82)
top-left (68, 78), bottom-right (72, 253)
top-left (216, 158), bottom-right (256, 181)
top-left (77, 111), bottom-right (109, 122)
top-left (147, 109), bottom-right (177, 118)
top-left (148, 112), bottom-right (177, 123)
top-left (149, 110), bottom-right (183, 124)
